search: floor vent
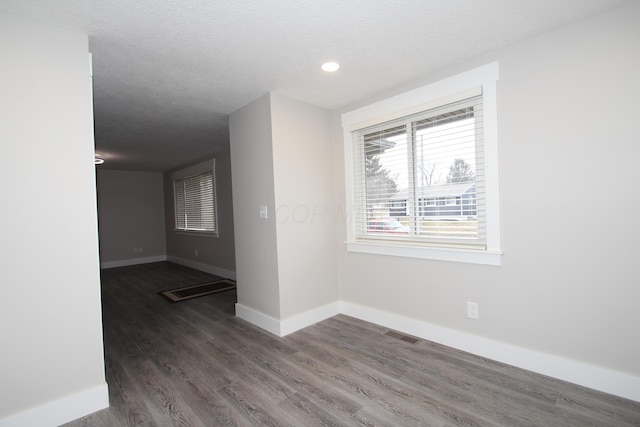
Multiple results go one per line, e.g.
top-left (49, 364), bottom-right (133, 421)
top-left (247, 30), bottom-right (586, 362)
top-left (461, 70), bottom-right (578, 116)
top-left (385, 330), bottom-right (420, 344)
top-left (158, 279), bottom-right (236, 303)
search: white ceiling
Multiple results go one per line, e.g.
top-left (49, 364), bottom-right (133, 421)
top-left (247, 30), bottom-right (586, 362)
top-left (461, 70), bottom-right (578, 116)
top-left (1, 0), bottom-right (629, 171)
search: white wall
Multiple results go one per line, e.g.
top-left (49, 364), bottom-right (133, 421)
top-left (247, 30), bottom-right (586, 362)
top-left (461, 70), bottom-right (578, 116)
top-left (0, 13), bottom-right (108, 426)
top-left (220, 2), bottom-right (640, 401)
top-left (230, 93), bottom-right (340, 334)
top-left (270, 94), bottom-right (339, 322)
top-left (98, 170), bottom-right (166, 266)
top-left (229, 94), bottom-right (282, 320)
top-left (333, 2), bottom-right (640, 400)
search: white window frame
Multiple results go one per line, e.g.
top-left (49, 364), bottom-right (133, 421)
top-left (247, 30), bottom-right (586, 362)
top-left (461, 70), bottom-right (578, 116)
top-left (342, 62), bottom-right (502, 265)
top-left (172, 159), bottom-right (219, 238)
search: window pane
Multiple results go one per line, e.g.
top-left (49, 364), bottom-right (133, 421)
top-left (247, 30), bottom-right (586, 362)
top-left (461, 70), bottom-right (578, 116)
top-left (174, 181), bottom-right (186, 229)
top-left (363, 126), bottom-right (406, 224)
top-left (414, 106), bottom-right (479, 239)
top-left (355, 95), bottom-right (485, 246)
top-left (174, 171), bottom-right (216, 232)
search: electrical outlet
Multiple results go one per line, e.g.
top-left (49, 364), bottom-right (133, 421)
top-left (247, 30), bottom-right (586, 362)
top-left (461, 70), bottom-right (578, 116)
top-left (133, 247), bottom-right (138, 254)
top-left (194, 249), bottom-right (199, 257)
top-left (467, 302), bottom-right (479, 319)
top-left (139, 247), bottom-right (143, 253)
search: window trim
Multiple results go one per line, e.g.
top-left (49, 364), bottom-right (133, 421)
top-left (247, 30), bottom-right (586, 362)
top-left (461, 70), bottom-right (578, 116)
top-left (172, 159), bottom-right (219, 238)
top-left (342, 62), bottom-right (501, 265)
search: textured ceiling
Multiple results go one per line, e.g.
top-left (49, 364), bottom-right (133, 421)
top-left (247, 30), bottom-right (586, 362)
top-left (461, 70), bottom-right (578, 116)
top-left (0, 0), bottom-right (629, 171)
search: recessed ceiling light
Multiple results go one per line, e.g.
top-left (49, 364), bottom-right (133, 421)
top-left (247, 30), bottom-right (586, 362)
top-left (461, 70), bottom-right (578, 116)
top-left (321, 62), bottom-right (340, 72)
top-left (94, 157), bottom-right (104, 165)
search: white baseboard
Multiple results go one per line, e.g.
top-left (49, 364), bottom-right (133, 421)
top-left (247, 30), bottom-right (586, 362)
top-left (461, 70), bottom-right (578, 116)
top-left (280, 302), bottom-right (341, 336)
top-left (235, 304), bottom-right (281, 336)
top-left (100, 255), bottom-right (237, 281)
top-left (98, 252), bottom-right (640, 403)
top-left (167, 256), bottom-right (236, 280)
top-left (100, 255), bottom-right (167, 269)
top-left (0, 382), bottom-right (108, 427)
top-left (234, 299), bottom-right (640, 402)
top-left (235, 302), bottom-right (340, 337)
top-left (340, 301), bottom-right (640, 403)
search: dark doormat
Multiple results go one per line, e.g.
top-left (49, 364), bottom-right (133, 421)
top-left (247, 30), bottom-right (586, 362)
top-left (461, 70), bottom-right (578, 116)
top-left (158, 279), bottom-right (236, 303)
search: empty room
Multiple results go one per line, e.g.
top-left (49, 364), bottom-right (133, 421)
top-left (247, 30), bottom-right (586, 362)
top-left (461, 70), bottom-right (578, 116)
top-left (1, 1), bottom-right (639, 426)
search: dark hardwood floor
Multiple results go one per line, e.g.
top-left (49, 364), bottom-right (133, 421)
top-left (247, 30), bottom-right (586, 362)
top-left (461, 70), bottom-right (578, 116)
top-left (64, 262), bottom-right (640, 426)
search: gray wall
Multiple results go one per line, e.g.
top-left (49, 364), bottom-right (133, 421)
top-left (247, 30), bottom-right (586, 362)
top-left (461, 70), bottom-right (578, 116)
top-left (97, 170), bottom-right (166, 265)
top-left (229, 93), bottom-right (339, 329)
top-left (96, 156), bottom-right (236, 277)
top-left (0, 14), bottom-right (107, 424)
top-left (270, 93), bottom-right (339, 320)
top-left (226, 4), bottom-right (640, 398)
top-left (164, 149), bottom-right (237, 278)
top-left (229, 94), bottom-right (281, 318)
top-left (334, 1), bottom-right (640, 383)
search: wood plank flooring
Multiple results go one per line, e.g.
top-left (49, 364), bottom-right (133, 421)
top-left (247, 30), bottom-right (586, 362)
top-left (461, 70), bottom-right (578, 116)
top-left (64, 262), bottom-right (640, 426)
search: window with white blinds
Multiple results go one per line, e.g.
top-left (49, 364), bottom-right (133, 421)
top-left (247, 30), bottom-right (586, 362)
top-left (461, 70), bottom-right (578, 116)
top-left (353, 95), bottom-right (485, 249)
top-left (342, 62), bottom-right (502, 265)
top-left (173, 159), bottom-right (218, 236)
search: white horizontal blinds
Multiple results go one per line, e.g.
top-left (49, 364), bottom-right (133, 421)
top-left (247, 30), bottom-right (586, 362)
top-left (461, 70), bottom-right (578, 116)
top-left (414, 95), bottom-right (485, 244)
top-left (199, 172), bottom-right (215, 231)
top-left (353, 93), bottom-right (486, 248)
top-left (175, 180), bottom-right (187, 229)
top-left (359, 121), bottom-right (409, 235)
top-left (174, 171), bottom-right (216, 232)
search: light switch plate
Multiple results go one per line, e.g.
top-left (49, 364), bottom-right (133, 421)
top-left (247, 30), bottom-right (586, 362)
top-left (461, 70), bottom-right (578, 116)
top-left (259, 205), bottom-right (268, 219)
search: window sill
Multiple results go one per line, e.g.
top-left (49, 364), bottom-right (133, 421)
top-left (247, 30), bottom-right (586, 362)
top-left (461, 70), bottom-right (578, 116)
top-left (346, 240), bottom-right (502, 266)
top-left (174, 230), bottom-right (219, 239)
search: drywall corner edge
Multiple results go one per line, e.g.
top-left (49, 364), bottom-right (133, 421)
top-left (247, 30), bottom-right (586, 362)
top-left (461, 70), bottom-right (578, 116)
top-left (235, 302), bottom-right (340, 338)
